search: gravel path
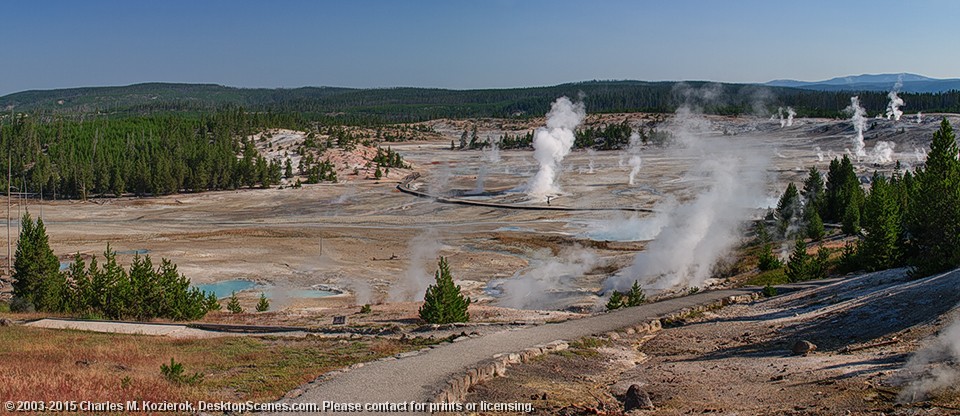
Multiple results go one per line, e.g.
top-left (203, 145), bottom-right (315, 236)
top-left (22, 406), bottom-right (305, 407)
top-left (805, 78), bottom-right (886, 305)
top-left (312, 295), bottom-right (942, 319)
top-left (271, 288), bottom-right (756, 415)
top-left (23, 318), bottom-right (309, 338)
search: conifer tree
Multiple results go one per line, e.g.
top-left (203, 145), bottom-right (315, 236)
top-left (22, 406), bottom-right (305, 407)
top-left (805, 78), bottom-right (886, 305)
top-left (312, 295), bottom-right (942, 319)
top-left (418, 257), bottom-right (470, 324)
top-left (860, 172), bottom-right (901, 271)
top-left (11, 212), bottom-right (63, 312)
top-left (605, 290), bottom-right (624, 311)
top-left (785, 238), bottom-right (810, 282)
top-left (227, 291), bottom-right (243, 314)
top-left (256, 293), bottom-right (270, 312)
top-left (805, 209), bottom-right (825, 241)
top-left (906, 118), bottom-right (960, 276)
top-left (842, 196), bottom-right (862, 235)
top-left (776, 182), bottom-right (801, 234)
top-left (801, 166), bottom-right (825, 215)
top-left (624, 281), bottom-right (646, 307)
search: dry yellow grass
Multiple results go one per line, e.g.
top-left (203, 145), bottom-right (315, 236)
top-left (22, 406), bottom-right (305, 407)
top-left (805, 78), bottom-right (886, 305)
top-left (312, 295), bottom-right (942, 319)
top-left (0, 325), bottom-right (428, 405)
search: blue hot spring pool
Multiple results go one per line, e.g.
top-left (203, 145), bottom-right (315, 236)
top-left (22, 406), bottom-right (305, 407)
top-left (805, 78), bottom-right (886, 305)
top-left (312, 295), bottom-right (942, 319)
top-left (193, 280), bottom-right (340, 299)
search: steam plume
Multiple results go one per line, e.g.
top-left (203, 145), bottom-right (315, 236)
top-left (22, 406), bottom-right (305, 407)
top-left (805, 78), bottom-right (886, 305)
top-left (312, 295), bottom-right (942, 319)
top-left (916, 112), bottom-right (923, 124)
top-left (388, 230), bottom-right (443, 302)
top-left (871, 141), bottom-right (896, 164)
top-left (483, 137), bottom-right (501, 163)
top-left (846, 96), bottom-right (868, 160)
top-left (628, 156), bottom-right (642, 185)
top-left (886, 78), bottom-right (905, 121)
top-left (525, 97), bottom-right (586, 201)
top-left (602, 94), bottom-right (768, 294)
top-left (896, 318), bottom-right (960, 402)
top-left (492, 247), bottom-right (597, 310)
top-left (627, 131), bottom-right (642, 185)
top-left (777, 107), bottom-right (796, 127)
top-left (814, 146), bottom-right (824, 162)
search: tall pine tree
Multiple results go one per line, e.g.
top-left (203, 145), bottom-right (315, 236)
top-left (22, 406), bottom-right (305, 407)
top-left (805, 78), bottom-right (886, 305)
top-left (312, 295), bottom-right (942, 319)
top-left (418, 257), bottom-right (470, 324)
top-left (11, 212), bottom-right (63, 312)
top-left (906, 118), bottom-right (960, 276)
top-left (860, 172), bottom-right (901, 271)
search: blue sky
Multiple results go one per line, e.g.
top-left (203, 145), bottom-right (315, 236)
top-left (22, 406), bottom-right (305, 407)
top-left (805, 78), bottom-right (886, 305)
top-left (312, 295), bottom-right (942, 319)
top-left (2, 0), bottom-right (958, 95)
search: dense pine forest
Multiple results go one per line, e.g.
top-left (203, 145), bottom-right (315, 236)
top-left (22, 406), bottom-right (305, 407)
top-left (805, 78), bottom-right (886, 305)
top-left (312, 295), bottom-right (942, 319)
top-left (0, 108), bottom-right (307, 199)
top-left (3, 81), bottom-right (959, 123)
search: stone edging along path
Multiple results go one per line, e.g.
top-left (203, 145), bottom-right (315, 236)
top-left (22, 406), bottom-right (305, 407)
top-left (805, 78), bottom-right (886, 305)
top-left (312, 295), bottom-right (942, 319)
top-left (272, 288), bottom-right (760, 415)
top-left (429, 292), bottom-right (759, 404)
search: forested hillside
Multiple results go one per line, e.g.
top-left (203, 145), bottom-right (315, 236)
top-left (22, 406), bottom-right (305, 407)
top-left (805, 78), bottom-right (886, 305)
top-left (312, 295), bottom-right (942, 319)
top-left (4, 81), bottom-right (959, 123)
top-left (0, 108), bottom-right (307, 199)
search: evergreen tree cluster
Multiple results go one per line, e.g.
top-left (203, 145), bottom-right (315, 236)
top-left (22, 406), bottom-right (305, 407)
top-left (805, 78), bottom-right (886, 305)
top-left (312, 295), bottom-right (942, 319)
top-left (605, 281), bottom-right (647, 311)
top-left (784, 238), bottom-right (831, 282)
top-left (11, 212), bottom-right (218, 320)
top-left (784, 118), bottom-right (960, 278)
top-left (0, 108), bottom-right (295, 199)
top-left (372, 146), bottom-right (408, 169)
top-left (574, 121), bottom-right (634, 150)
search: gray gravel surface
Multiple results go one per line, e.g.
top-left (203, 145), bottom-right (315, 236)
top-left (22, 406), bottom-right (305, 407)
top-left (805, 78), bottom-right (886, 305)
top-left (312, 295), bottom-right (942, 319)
top-left (270, 288), bottom-right (756, 415)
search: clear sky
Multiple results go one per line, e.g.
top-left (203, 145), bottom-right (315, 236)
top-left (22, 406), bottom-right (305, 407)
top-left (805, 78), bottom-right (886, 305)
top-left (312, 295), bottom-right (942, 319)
top-left (2, 0), bottom-right (958, 95)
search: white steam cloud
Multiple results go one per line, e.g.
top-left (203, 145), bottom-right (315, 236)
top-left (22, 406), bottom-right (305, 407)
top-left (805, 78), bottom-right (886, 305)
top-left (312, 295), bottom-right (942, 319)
top-left (872, 141), bottom-right (896, 164)
top-left (525, 97), bottom-right (586, 201)
top-left (814, 146), bottom-right (824, 162)
top-left (628, 156), bottom-right (642, 185)
top-left (602, 97), bottom-right (768, 294)
top-left (777, 106), bottom-right (796, 127)
top-left (388, 230), bottom-right (443, 302)
top-left (916, 112), bottom-right (923, 124)
top-left (846, 96), bottom-right (868, 161)
top-left (896, 318), bottom-right (960, 402)
top-left (626, 131), bottom-right (643, 185)
top-left (484, 136), bottom-right (501, 163)
top-left (492, 247), bottom-right (597, 310)
top-left (886, 78), bottom-right (905, 121)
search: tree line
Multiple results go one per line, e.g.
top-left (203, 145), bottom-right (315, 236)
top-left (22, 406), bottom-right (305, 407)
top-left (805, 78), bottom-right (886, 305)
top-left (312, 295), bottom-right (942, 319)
top-left (5, 81), bottom-right (958, 124)
top-left (11, 212), bottom-right (219, 320)
top-left (769, 118), bottom-right (960, 280)
top-left (0, 108), bottom-right (327, 199)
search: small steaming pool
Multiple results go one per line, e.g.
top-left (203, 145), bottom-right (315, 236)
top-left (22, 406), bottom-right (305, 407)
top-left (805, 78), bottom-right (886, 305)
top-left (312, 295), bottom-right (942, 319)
top-left (116, 249), bottom-right (151, 255)
top-left (194, 279), bottom-right (257, 299)
top-left (193, 279), bottom-right (342, 299)
top-left (571, 217), bottom-right (665, 242)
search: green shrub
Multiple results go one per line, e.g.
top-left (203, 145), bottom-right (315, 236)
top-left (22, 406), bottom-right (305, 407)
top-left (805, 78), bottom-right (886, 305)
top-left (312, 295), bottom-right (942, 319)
top-left (160, 358), bottom-right (203, 386)
top-left (359, 304), bottom-right (372, 314)
top-left (762, 283), bottom-right (778, 297)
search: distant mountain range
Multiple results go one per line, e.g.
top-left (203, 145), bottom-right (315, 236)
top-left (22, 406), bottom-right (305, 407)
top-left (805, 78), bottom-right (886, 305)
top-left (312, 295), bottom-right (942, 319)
top-left (766, 73), bottom-right (960, 93)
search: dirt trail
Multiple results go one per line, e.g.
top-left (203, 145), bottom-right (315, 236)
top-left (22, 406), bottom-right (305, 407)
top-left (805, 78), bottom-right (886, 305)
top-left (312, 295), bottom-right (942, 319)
top-left (24, 318), bottom-right (309, 338)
